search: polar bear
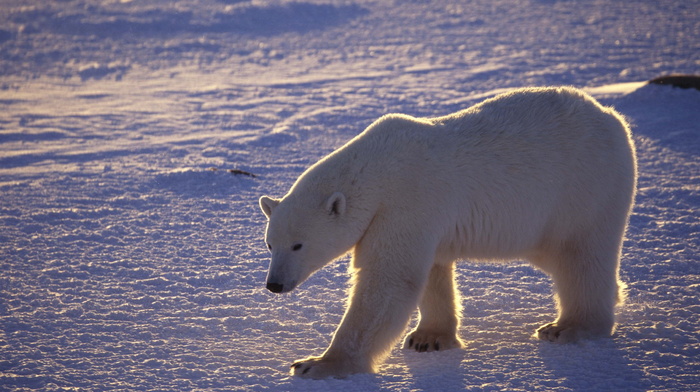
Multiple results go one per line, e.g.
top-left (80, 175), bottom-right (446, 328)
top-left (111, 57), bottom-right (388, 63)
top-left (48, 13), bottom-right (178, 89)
top-left (259, 87), bottom-right (637, 379)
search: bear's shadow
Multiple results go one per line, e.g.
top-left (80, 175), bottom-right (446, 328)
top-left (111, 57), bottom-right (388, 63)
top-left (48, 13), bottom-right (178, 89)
top-left (537, 338), bottom-right (649, 390)
top-left (400, 348), bottom-right (468, 389)
top-left (397, 336), bottom-right (647, 390)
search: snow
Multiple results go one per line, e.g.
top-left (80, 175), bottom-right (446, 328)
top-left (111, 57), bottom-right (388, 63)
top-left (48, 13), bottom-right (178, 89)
top-left (1, 0), bottom-right (699, 390)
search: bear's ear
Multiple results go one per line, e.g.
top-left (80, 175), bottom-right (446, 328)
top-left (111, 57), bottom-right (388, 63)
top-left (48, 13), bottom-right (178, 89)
top-left (324, 192), bottom-right (346, 216)
top-left (259, 196), bottom-right (280, 218)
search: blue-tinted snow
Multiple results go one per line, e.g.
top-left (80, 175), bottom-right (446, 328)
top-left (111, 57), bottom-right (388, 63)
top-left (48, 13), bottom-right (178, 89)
top-left (1, 0), bottom-right (698, 391)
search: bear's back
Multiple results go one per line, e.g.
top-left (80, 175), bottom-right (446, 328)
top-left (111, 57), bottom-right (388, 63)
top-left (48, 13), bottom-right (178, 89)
top-left (438, 87), bottom-right (628, 145)
top-left (362, 87), bottom-right (635, 258)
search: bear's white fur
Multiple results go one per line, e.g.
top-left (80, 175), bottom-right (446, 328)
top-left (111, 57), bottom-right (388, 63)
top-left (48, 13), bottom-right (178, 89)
top-left (259, 87), bottom-right (637, 379)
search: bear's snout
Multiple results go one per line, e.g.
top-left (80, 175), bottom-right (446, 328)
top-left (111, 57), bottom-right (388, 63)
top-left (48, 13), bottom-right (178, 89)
top-left (266, 282), bottom-right (285, 293)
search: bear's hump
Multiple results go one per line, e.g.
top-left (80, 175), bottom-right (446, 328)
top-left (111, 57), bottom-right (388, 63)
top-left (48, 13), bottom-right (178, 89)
top-left (366, 113), bottom-right (435, 135)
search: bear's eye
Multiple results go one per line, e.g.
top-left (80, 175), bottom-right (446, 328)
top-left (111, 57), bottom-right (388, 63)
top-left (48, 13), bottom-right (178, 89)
top-left (292, 243), bottom-right (302, 251)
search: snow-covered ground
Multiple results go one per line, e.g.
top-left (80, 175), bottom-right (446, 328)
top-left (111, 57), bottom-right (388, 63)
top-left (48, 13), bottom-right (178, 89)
top-left (1, 0), bottom-right (698, 390)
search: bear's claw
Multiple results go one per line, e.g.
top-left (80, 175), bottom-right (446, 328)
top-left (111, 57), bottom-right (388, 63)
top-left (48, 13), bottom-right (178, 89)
top-left (291, 360), bottom-right (315, 376)
top-left (537, 322), bottom-right (584, 343)
top-left (290, 359), bottom-right (318, 378)
top-left (407, 339), bottom-right (439, 352)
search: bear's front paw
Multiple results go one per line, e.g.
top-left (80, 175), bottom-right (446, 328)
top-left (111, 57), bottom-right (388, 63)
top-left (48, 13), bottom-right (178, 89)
top-left (403, 330), bottom-right (464, 352)
top-left (290, 356), bottom-right (369, 379)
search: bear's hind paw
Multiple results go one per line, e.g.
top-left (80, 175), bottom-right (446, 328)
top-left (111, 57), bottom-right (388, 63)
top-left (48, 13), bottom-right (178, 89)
top-left (290, 356), bottom-right (369, 379)
top-left (536, 322), bottom-right (610, 343)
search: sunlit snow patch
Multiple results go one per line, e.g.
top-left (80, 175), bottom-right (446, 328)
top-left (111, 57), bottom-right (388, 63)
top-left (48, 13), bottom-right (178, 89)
top-left (584, 82), bottom-right (647, 98)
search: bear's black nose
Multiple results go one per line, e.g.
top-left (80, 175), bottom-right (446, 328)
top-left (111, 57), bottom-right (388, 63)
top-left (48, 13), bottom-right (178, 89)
top-left (266, 282), bottom-right (284, 293)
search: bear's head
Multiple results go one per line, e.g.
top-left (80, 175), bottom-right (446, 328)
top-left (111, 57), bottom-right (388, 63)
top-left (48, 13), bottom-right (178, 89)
top-left (259, 191), bottom-right (355, 294)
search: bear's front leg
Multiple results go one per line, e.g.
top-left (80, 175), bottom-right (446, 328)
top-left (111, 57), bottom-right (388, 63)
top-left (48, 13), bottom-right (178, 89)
top-left (291, 248), bottom-right (431, 379)
top-left (404, 262), bottom-right (464, 352)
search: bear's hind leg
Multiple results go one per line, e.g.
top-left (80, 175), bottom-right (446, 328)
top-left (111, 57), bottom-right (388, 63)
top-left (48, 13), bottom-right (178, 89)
top-left (404, 262), bottom-right (464, 352)
top-left (536, 240), bottom-right (622, 343)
